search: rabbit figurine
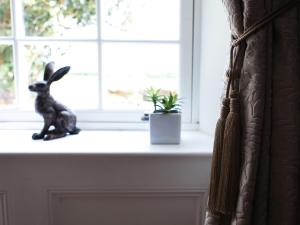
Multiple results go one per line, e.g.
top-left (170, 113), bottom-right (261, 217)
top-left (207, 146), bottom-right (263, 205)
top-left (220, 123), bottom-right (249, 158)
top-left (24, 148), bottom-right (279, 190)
top-left (28, 62), bottom-right (80, 140)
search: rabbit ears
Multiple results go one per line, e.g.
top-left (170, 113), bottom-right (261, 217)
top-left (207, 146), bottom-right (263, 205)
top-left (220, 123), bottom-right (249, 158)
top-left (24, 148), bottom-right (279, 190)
top-left (44, 62), bottom-right (71, 85)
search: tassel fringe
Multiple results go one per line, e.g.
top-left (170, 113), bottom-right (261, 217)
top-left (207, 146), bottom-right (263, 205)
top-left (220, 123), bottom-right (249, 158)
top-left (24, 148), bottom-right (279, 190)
top-left (216, 90), bottom-right (241, 214)
top-left (208, 98), bottom-right (230, 213)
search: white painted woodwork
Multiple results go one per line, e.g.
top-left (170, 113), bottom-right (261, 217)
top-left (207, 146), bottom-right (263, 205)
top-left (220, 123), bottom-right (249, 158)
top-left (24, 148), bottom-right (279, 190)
top-left (0, 131), bottom-right (212, 225)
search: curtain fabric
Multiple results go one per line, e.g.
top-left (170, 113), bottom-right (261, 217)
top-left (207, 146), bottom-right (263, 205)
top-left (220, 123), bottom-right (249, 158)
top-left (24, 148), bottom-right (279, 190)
top-left (205, 0), bottom-right (300, 225)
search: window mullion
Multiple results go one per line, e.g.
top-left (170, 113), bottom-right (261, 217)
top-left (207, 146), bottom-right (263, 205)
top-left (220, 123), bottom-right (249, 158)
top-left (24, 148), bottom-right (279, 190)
top-left (191, 0), bottom-right (201, 124)
top-left (101, 40), bottom-right (180, 44)
top-left (11, 0), bottom-right (21, 109)
top-left (97, 0), bottom-right (103, 110)
top-left (180, 0), bottom-right (194, 123)
top-left (13, 38), bottom-right (98, 42)
top-left (13, 1), bottom-right (30, 111)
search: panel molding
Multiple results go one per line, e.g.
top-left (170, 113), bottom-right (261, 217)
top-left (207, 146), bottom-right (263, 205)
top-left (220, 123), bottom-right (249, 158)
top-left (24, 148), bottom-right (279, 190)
top-left (48, 187), bottom-right (207, 225)
top-left (0, 192), bottom-right (8, 225)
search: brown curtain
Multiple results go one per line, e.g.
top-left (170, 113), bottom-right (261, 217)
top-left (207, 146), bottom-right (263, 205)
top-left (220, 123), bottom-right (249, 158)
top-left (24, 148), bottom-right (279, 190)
top-left (205, 0), bottom-right (300, 225)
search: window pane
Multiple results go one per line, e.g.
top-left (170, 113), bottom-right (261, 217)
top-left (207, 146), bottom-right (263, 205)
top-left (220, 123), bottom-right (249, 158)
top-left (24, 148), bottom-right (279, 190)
top-left (0, 0), bottom-right (12, 36)
top-left (0, 44), bottom-right (15, 107)
top-left (19, 42), bottom-right (98, 110)
top-left (102, 43), bottom-right (179, 110)
top-left (22, 0), bottom-right (97, 38)
top-left (101, 0), bottom-right (180, 40)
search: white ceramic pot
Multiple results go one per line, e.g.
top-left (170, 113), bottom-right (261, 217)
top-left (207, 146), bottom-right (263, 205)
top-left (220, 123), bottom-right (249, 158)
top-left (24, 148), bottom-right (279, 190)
top-left (150, 113), bottom-right (181, 144)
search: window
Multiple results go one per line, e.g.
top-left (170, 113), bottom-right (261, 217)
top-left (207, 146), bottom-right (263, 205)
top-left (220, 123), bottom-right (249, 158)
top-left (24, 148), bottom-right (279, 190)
top-left (0, 0), bottom-right (197, 126)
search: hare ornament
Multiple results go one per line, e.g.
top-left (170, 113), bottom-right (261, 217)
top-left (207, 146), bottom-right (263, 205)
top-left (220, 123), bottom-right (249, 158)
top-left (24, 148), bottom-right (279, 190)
top-left (29, 62), bottom-right (80, 140)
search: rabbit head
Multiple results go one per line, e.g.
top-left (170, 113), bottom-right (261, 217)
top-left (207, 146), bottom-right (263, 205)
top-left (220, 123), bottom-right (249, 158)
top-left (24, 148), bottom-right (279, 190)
top-left (28, 62), bottom-right (70, 94)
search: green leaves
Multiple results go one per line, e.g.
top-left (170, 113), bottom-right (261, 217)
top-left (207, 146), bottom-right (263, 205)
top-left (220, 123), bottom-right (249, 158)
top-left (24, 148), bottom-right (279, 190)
top-left (23, 0), bottom-right (96, 36)
top-left (160, 92), bottom-right (181, 113)
top-left (0, 0), bottom-right (12, 36)
top-left (145, 87), bottom-right (181, 113)
top-left (0, 45), bottom-right (14, 104)
top-left (145, 87), bottom-right (161, 112)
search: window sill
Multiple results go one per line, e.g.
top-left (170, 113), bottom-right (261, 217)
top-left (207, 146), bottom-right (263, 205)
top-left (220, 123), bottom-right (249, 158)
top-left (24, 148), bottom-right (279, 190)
top-left (0, 130), bottom-right (213, 155)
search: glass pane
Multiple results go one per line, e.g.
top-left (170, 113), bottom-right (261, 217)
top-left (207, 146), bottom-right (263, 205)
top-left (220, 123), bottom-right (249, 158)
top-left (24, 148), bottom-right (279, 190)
top-left (102, 43), bottom-right (179, 110)
top-left (19, 42), bottom-right (98, 110)
top-left (0, 44), bottom-right (15, 107)
top-left (102, 0), bottom-right (180, 40)
top-left (23, 0), bottom-right (97, 38)
top-left (0, 0), bottom-right (12, 36)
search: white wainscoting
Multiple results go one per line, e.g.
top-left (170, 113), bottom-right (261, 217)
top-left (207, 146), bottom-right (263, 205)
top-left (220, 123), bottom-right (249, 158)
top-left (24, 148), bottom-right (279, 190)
top-left (49, 189), bottom-right (205, 225)
top-left (0, 131), bottom-right (212, 225)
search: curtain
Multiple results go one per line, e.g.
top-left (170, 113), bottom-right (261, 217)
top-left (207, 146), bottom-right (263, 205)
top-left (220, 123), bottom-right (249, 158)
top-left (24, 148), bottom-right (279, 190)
top-left (205, 0), bottom-right (300, 225)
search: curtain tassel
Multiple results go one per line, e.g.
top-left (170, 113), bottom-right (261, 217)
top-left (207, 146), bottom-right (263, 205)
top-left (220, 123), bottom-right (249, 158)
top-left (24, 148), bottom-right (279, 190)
top-left (216, 89), bottom-right (241, 214)
top-left (208, 97), bottom-right (230, 213)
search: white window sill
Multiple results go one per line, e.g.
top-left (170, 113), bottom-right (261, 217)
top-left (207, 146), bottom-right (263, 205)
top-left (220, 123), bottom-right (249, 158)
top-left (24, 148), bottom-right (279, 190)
top-left (0, 130), bottom-right (213, 155)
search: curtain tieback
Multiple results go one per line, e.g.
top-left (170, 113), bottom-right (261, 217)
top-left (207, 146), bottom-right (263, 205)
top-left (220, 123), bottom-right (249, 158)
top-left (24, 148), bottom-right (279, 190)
top-left (208, 0), bottom-right (300, 215)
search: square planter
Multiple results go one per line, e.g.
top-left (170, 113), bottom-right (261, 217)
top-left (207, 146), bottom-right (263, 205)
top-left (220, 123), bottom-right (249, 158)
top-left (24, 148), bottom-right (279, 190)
top-left (150, 113), bottom-right (181, 144)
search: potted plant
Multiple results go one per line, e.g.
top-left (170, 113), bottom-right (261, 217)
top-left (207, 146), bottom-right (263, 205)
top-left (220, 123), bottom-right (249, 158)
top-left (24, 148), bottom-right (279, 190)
top-left (143, 87), bottom-right (182, 144)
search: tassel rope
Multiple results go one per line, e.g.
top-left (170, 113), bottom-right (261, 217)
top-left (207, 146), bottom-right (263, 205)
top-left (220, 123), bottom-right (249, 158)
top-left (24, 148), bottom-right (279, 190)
top-left (215, 45), bottom-right (242, 215)
top-left (208, 46), bottom-right (236, 213)
top-left (213, 42), bottom-right (245, 215)
top-left (207, 47), bottom-right (235, 213)
top-left (214, 46), bottom-right (244, 215)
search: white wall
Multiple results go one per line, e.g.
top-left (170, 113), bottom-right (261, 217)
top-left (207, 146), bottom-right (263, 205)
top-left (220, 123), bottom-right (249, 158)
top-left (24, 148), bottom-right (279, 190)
top-left (198, 0), bottom-right (231, 134)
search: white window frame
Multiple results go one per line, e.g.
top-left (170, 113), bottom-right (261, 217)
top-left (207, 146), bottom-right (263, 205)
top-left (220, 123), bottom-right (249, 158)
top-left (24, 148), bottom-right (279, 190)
top-left (0, 0), bottom-right (201, 130)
